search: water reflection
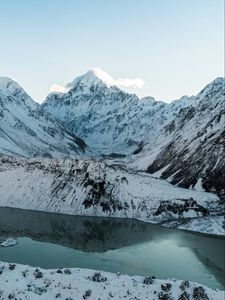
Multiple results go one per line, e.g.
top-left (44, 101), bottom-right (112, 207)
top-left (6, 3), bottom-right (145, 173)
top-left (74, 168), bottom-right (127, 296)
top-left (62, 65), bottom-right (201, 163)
top-left (0, 207), bottom-right (156, 251)
top-left (0, 207), bottom-right (224, 289)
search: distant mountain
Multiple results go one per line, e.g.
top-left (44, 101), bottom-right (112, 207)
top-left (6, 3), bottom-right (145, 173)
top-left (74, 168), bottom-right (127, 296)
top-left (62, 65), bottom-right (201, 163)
top-left (0, 77), bottom-right (86, 158)
top-left (42, 70), bottom-right (197, 156)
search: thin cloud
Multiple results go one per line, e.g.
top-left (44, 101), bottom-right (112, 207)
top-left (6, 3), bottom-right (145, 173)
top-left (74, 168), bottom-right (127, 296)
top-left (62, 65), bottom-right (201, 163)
top-left (92, 68), bottom-right (145, 89)
top-left (115, 78), bottom-right (145, 88)
top-left (49, 68), bottom-right (145, 93)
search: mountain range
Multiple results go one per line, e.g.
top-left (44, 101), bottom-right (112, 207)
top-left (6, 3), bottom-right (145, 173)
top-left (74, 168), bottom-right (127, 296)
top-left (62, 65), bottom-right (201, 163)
top-left (0, 71), bottom-right (224, 199)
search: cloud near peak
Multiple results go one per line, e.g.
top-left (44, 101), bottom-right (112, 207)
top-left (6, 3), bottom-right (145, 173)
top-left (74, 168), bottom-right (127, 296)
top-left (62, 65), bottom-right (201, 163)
top-left (92, 67), bottom-right (145, 89)
top-left (50, 68), bottom-right (145, 93)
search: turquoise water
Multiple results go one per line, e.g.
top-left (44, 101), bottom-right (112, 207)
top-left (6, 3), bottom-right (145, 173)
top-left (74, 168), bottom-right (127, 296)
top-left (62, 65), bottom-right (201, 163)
top-left (0, 207), bottom-right (224, 289)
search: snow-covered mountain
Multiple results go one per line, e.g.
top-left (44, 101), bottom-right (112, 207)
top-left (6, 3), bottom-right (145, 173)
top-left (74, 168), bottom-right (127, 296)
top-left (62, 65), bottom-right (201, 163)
top-left (42, 72), bottom-right (224, 196)
top-left (42, 70), bottom-right (191, 156)
top-left (0, 77), bottom-right (86, 158)
top-left (1, 71), bottom-right (224, 197)
top-left (133, 78), bottom-right (225, 196)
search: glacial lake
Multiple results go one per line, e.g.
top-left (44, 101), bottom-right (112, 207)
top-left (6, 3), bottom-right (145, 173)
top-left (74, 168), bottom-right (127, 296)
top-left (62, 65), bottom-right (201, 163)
top-left (0, 207), bottom-right (224, 290)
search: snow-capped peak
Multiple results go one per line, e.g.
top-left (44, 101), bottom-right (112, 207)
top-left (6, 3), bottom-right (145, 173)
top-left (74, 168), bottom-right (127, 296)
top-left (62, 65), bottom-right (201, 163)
top-left (66, 67), bottom-right (146, 92)
top-left (0, 76), bottom-right (38, 109)
top-left (49, 68), bottom-right (145, 97)
top-left (0, 77), bottom-right (22, 94)
top-left (66, 69), bottom-right (107, 91)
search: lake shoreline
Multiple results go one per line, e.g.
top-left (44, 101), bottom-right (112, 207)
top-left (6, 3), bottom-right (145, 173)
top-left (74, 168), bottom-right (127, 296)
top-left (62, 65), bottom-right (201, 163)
top-left (0, 204), bottom-right (224, 237)
top-left (0, 156), bottom-right (223, 235)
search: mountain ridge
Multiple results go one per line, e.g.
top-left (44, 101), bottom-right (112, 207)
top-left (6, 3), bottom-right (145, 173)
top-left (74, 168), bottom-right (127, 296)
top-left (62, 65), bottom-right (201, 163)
top-left (0, 72), bottom-right (224, 197)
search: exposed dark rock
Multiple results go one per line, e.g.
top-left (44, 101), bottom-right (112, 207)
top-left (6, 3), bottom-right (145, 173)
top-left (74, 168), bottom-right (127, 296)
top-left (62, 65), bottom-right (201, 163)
top-left (193, 286), bottom-right (209, 300)
top-left (179, 291), bottom-right (190, 300)
top-left (83, 289), bottom-right (92, 299)
top-left (161, 283), bottom-right (172, 292)
top-left (143, 276), bottom-right (155, 285)
top-left (89, 272), bottom-right (107, 282)
top-left (0, 266), bottom-right (5, 275)
top-left (158, 291), bottom-right (172, 300)
top-left (154, 199), bottom-right (208, 218)
top-left (179, 280), bottom-right (190, 290)
top-left (64, 268), bottom-right (72, 275)
top-left (8, 264), bottom-right (16, 271)
top-left (81, 171), bottom-right (127, 213)
top-left (33, 268), bottom-right (43, 279)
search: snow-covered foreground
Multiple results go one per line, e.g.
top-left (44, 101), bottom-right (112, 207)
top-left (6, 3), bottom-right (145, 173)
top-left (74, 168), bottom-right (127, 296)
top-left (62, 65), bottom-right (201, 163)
top-left (0, 261), bottom-right (223, 300)
top-left (0, 156), bottom-right (222, 228)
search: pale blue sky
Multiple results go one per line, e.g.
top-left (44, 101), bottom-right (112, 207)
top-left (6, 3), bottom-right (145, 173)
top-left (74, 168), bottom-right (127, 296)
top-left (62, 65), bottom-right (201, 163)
top-left (0, 0), bottom-right (224, 103)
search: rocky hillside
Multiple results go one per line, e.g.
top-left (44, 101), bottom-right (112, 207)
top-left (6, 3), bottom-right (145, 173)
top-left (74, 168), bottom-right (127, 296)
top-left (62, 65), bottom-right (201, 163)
top-left (0, 77), bottom-right (86, 158)
top-left (0, 156), bottom-right (222, 226)
top-left (134, 78), bottom-right (225, 197)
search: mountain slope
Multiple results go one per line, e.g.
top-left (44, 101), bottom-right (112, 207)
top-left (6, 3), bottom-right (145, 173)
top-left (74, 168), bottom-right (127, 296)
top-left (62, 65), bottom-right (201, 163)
top-left (0, 77), bottom-right (86, 158)
top-left (0, 156), bottom-right (221, 225)
top-left (134, 78), bottom-right (225, 196)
